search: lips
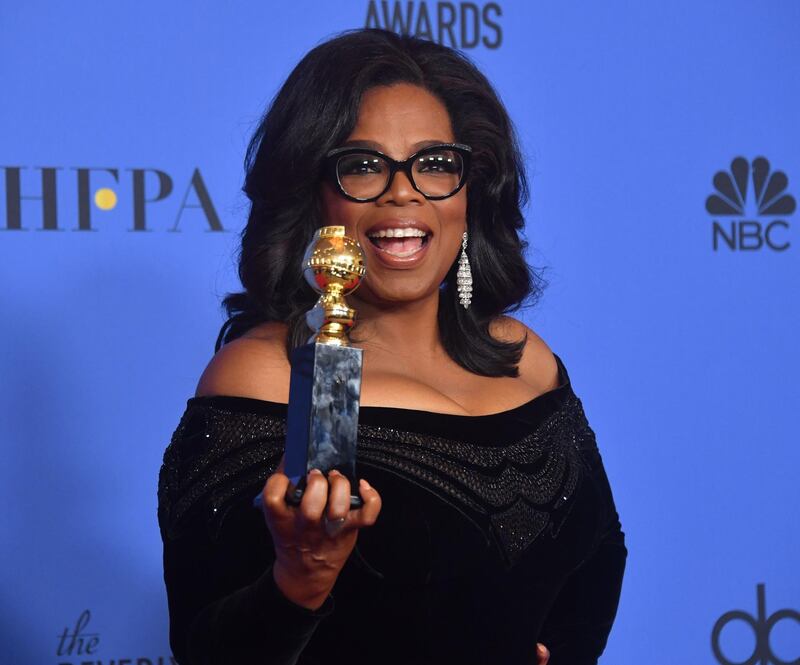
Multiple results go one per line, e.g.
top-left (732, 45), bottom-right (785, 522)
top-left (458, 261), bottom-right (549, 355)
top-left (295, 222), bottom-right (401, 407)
top-left (362, 219), bottom-right (433, 268)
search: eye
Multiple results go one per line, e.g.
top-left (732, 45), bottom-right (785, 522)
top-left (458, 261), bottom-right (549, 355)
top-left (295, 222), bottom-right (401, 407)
top-left (415, 152), bottom-right (461, 175)
top-left (337, 155), bottom-right (385, 176)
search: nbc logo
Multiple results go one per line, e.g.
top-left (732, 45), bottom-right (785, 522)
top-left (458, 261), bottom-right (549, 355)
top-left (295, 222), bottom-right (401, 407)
top-left (706, 157), bottom-right (795, 251)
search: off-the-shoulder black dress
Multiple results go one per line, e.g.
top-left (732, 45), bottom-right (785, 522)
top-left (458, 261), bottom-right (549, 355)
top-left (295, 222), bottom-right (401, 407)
top-left (158, 353), bottom-right (627, 665)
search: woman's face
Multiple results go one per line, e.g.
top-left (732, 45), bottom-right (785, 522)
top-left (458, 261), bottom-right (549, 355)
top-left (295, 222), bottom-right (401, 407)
top-left (320, 83), bottom-right (468, 308)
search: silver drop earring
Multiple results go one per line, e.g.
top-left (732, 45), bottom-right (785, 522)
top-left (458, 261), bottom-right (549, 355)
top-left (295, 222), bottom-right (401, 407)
top-left (456, 230), bottom-right (473, 309)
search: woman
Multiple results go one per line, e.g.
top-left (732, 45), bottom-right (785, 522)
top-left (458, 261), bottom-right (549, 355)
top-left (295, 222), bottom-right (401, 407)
top-left (158, 28), bottom-right (627, 665)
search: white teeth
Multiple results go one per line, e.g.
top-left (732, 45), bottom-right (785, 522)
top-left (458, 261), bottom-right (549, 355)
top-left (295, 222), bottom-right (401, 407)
top-left (367, 227), bottom-right (427, 238)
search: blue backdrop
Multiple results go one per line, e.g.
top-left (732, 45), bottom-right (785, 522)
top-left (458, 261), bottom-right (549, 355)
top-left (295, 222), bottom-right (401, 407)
top-left (1, 2), bottom-right (798, 664)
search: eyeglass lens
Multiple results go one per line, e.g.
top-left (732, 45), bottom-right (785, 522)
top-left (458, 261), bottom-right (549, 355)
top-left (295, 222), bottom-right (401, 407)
top-left (336, 148), bottom-right (464, 199)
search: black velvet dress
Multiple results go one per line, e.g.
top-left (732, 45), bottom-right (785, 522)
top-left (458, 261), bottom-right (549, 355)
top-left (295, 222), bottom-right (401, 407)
top-left (157, 353), bottom-right (627, 665)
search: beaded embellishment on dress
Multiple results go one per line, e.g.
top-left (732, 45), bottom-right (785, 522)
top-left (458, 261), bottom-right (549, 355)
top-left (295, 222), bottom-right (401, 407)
top-left (354, 394), bottom-right (595, 567)
top-left (158, 387), bottom-right (599, 569)
top-left (158, 407), bottom-right (285, 541)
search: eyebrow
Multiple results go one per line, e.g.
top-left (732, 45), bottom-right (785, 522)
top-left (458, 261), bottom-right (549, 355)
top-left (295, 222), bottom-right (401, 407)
top-left (340, 139), bottom-right (451, 152)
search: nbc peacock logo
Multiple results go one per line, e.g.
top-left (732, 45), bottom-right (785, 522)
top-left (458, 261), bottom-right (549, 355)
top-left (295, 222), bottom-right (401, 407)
top-left (706, 156), bottom-right (795, 251)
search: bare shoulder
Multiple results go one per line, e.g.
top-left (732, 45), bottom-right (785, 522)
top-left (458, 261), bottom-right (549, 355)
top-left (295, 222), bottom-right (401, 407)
top-left (194, 322), bottom-right (291, 402)
top-left (489, 315), bottom-right (560, 393)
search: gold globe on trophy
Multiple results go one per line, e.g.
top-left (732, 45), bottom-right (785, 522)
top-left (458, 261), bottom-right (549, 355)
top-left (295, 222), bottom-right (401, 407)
top-left (302, 225), bottom-right (367, 346)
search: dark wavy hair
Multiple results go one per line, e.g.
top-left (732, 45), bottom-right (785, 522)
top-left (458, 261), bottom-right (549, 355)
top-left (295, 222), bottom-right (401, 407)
top-left (216, 28), bottom-right (547, 377)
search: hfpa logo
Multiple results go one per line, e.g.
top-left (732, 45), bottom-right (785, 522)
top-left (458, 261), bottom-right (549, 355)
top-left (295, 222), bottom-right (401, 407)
top-left (706, 157), bottom-right (795, 251)
top-left (0, 166), bottom-right (224, 232)
top-left (711, 584), bottom-right (799, 665)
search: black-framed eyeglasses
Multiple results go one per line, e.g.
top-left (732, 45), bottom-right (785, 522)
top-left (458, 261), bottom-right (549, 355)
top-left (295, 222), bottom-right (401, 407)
top-left (324, 143), bottom-right (472, 202)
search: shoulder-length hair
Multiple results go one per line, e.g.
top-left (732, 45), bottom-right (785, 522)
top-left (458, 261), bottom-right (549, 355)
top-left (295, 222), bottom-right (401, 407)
top-left (216, 28), bottom-right (546, 377)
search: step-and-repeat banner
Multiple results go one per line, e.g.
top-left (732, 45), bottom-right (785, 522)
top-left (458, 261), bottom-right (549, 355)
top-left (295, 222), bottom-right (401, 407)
top-left (1, 2), bottom-right (798, 664)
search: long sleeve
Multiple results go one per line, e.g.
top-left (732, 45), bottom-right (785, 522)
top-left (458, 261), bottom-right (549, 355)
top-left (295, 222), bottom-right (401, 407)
top-left (161, 515), bottom-right (334, 665)
top-left (157, 400), bottom-right (335, 665)
top-left (537, 446), bottom-right (627, 664)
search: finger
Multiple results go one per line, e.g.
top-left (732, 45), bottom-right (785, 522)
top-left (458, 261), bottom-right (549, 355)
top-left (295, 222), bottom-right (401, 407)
top-left (262, 470), bottom-right (293, 520)
top-left (349, 477), bottom-right (382, 528)
top-left (297, 469), bottom-right (328, 526)
top-left (326, 470), bottom-right (352, 521)
top-left (536, 643), bottom-right (550, 664)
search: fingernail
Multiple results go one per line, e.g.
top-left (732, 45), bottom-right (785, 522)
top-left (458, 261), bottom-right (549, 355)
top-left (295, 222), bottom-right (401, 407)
top-left (309, 468), bottom-right (323, 477)
top-left (329, 469), bottom-right (341, 477)
top-left (360, 478), bottom-right (371, 489)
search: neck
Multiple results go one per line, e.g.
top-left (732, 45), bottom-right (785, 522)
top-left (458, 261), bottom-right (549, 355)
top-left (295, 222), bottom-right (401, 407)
top-left (348, 290), bottom-right (443, 358)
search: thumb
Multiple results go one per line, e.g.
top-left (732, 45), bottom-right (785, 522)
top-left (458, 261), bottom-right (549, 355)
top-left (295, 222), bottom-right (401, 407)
top-left (536, 643), bottom-right (550, 664)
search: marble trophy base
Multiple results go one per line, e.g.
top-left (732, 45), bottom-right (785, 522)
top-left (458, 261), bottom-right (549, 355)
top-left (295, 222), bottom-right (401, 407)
top-left (284, 342), bottom-right (364, 509)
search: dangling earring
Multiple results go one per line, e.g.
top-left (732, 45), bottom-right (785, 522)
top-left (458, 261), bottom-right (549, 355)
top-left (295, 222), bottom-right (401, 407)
top-left (456, 230), bottom-right (473, 309)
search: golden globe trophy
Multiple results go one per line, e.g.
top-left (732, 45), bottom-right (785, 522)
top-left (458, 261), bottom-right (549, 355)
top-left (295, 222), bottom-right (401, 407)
top-left (284, 225), bottom-right (367, 508)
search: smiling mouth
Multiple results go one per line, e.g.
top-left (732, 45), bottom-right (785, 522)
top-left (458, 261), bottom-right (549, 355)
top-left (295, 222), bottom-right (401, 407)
top-left (366, 230), bottom-right (431, 258)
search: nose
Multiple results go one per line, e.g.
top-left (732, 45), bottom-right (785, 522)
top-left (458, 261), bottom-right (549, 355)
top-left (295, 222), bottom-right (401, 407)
top-left (377, 168), bottom-right (423, 206)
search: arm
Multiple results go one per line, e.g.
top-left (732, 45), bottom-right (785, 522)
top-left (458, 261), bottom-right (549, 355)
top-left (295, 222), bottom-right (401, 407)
top-left (537, 453), bottom-right (627, 664)
top-left (161, 506), bottom-right (334, 665)
top-left (158, 399), bottom-right (335, 665)
top-left (163, 334), bottom-right (335, 663)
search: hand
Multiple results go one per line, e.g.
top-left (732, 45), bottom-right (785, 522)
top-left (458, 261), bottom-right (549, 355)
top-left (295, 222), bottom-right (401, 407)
top-left (260, 455), bottom-right (382, 610)
top-left (536, 643), bottom-right (550, 664)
